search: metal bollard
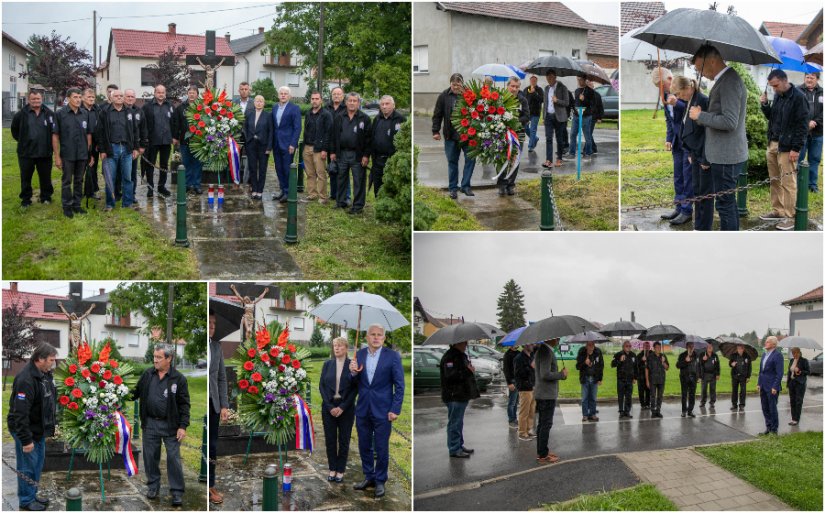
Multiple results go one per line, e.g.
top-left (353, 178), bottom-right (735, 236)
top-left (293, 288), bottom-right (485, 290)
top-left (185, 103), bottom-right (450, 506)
top-left (175, 165), bottom-right (190, 247)
top-left (795, 162), bottom-right (810, 231)
top-left (297, 141), bottom-right (305, 193)
top-left (199, 414), bottom-right (207, 483)
top-left (262, 463), bottom-right (279, 511)
top-left (66, 487), bottom-right (82, 510)
top-left (305, 378), bottom-right (312, 405)
top-left (540, 170), bottom-right (555, 231)
top-left (285, 157), bottom-right (299, 244)
top-left (737, 161), bottom-right (749, 217)
top-left (132, 400), bottom-right (140, 440)
top-left (576, 107), bottom-right (584, 181)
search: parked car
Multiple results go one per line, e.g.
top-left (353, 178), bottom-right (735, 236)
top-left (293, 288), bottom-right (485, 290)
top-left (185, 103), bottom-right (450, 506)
top-left (810, 352), bottom-right (823, 376)
top-left (196, 359), bottom-right (207, 369)
top-left (595, 84), bottom-right (618, 119)
top-left (467, 343), bottom-right (504, 362)
top-left (422, 345), bottom-right (502, 381)
top-left (413, 347), bottom-right (494, 392)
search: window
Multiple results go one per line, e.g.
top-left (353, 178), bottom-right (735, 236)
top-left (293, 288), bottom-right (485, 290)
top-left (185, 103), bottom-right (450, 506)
top-left (127, 334), bottom-right (139, 347)
top-left (292, 317), bottom-right (305, 331)
top-left (806, 304), bottom-right (814, 311)
top-left (286, 72), bottom-right (300, 87)
top-left (413, 45), bottom-right (429, 73)
top-left (571, 49), bottom-right (581, 59)
top-left (140, 67), bottom-right (157, 87)
top-left (99, 331), bottom-right (113, 342)
top-left (265, 314), bottom-right (279, 326)
top-left (9, 52), bottom-right (16, 72)
top-left (258, 70), bottom-right (272, 81)
top-left (36, 329), bottom-right (60, 348)
top-left (539, 49), bottom-right (556, 57)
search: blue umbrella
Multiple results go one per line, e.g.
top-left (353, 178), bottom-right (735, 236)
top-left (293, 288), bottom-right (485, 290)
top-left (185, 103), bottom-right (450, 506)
top-left (472, 63), bottom-right (526, 83)
top-left (498, 326), bottom-right (527, 347)
top-left (762, 36), bottom-right (822, 73)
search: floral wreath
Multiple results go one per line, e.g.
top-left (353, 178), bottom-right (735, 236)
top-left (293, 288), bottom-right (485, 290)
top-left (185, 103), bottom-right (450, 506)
top-left (185, 88), bottom-right (245, 173)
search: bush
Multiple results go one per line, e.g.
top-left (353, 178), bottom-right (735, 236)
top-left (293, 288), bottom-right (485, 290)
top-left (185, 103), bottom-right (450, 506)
top-left (412, 143), bottom-right (436, 231)
top-left (309, 326), bottom-right (325, 347)
top-left (729, 62), bottom-right (769, 181)
top-left (375, 119), bottom-right (414, 249)
top-left (251, 77), bottom-right (277, 103)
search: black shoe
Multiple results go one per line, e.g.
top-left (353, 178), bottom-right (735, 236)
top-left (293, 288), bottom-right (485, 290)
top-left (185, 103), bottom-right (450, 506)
top-left (334, 475), bottom-right (344, 483)
top-left (656, 412), bottom-right (664, 418)
top-left (506, 186), bottom-right (515, 196)
top-left (354, 479), bottom-right (376, 490)
top-left (348, 209), bottom-right (363, 215)
top-left (195, 188), bottom-right (203, 195)
top-left (21, 202), bottom-right (32, 208)
top-left (681, 412), bottom-right (686, 418)
top-left (461, 186), bottom-right (475, 196)
top-left (687, 412), bottom-right (696, 418)
top-left (328, 475), bottom-right (336, 482)
top-left (146, 489), bottom-right (159, 499)
top-left (626, 413), bottom-right (633, 419)
top-left (498, 187), bottom-right (506, 197)
top-left (759, 430), bottom-right (771, 436)
top-left (699, 402), bottom-right (706, 408)
top-left (660, 209), bottom-right (680, 220)
top-left (72, 207), bottom-right (87, 214)
top-left (279, 195), bottom-right (288, 203)
top-left (739, 406), bottom-right (745, 412)
top-left (731, 406), bottom-right (739, 411)
top-left (670, 212), bottom-right (691, 225)
top-left (461, 447), bottom-right (474, 454)
top-left (449, 190), bottom-right (458, 199)
top-left (158, 187), bottom-right (171, 197)
top-left (374, 482), bottom-right (385, 498)
top-left (63, 209), bottom-right (74, 218)
top-left (21, 501), bottom-right (46, 511)
top-left (171, 495), bottom-right (183, 507)
top-left (147, 187), bottom-right (154, 198)
top-left (450, 451), bottom-right (471, 458)
top-left (35, 495), bottom-right (49, 506)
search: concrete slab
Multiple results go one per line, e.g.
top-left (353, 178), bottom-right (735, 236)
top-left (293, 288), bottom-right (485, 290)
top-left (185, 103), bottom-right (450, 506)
top-left (452, 188), bottom-right (541, 231)
top-left (621, 206), bottom-right (823, 231)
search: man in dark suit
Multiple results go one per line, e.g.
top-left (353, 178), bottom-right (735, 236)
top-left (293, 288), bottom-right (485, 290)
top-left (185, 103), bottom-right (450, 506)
top-left (757, 336), bottom-right (784, 435)
top-left (233, 81), bottom-right (255, 186)
top-left (542, 70), bottom-right (569, 169)
top-left (348, 324), bottom-right (405, 498)
top-left (208, 310), bottom-right (228, 504)
top-left (271, 85), bottom-right (302, 202)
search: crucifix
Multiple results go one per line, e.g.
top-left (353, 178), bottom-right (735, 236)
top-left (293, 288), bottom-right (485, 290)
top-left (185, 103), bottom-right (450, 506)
top-left (43, 282), bottom-right (107, 352)
top-left (186, 30), bottom-right (235, 90)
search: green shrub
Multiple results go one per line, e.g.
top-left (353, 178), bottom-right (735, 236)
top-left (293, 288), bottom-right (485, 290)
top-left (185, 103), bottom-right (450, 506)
top-left (729, 62), bottom-right (769, 181)
top-left (412, 143), bottom-right (436, 231)
top-left (375, 119), bottom-right (414, 250)
top-left (251, 77), bottom-right (277, 102)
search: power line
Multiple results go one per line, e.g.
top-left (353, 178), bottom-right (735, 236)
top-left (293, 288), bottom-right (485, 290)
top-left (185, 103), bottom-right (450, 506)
top-left (2, 17), bottom-right (90, 25)
top-left (100, 4), bottom-right (274, 20)
top-left (215, 12), bottom-right (274, 31)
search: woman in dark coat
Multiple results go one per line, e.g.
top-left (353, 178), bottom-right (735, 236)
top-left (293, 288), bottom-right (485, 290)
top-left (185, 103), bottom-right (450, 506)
top-left (318, 337), bottom-right (357, 482)
top-left (672, 76), bottom-right (712, 230)
top-left (786, 347), bottom-right (810, 426)
top-left (242, 95), bottom-right (273, 199)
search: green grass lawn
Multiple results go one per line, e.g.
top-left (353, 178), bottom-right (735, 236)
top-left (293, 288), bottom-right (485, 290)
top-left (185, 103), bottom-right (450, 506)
top-left (414, 186), bottom-right (485, 230)
top-left (544, 484), bottom-right (677, 511)
top-left (519, 171), bottom-right (619, 231)
top-left (621, 110), bottom-right (823, 223)
top-left (696, 432), bottom-right (823, 511)
top-left (2, 129), bottom-right (200, 279)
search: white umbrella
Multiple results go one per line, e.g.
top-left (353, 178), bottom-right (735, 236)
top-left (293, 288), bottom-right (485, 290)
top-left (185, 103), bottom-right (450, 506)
top-left (472, 63), bottom-right (525, 82)
top-left (621, 22), bottom-right (691, 62)
top-left (308, 291), bottom-right (409, 334)
top-left (777, 336), bottom-right (822, 350)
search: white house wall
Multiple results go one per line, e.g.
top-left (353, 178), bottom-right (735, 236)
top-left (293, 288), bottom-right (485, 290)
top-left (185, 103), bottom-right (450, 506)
top-left (3, 40), bottom-right (29, 114)
top-left (231, 45), bottom-right (308, 99)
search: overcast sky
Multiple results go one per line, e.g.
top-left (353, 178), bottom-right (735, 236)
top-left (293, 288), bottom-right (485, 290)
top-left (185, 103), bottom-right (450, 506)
top-left (413, 233), bottom-right (823, 338)
top-left (566, 2), bottom-right (620, 27)
top-left (3, 281), bottom-right (123, 299)
top-left (662, 1), bottom-right (821, 28)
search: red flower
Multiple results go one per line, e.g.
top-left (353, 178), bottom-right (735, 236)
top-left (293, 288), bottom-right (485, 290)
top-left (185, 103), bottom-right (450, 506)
top-left (59, 395), bottom-right (70, 406)
top-left (91, 363), bottom-right (101, 374)
top-left (103, 370), bottom-right (112, 380)
top-left (247, 348), bottom-right (257, 358)
top-left (243, 361), bottom-right (254, 371)
top-left (113, 376), bottom-right (123, 385)
top-left (468, 127), bottom-right (477, 136)
top-left (288, 344), bottom-right (296, 353)
top-left (488, 106), bottom-right (496, 114)
top-left (460, 108), bottom-right (468, 115)
top-left (491, 91), bottom-right (500, 100)
top-left (225, 100), bottom-right (232, 107)
top-left (463, 90), bottom-right (476, 103)
top-left (278, 365), bottom-right (286, 372)
top-left (69, 364), bottom-right (78, 374)
top-left (71, 388), bottom-right (82, 398)
top-left (110, 361), bottom-right (118, 369)
top-left (269, 347), bottom-right (280, 357)
top-left (251, 372), bottom-right (262, 382)
top-left (227, 112), bottom-right (234, 119)
top-left (220, 109), bottom-right (227, 116)
top-left (193, 113), bottom-right (201, 120)
top-left (291, 360), bottom-right (301, 369)
top-left (197, 104), bottom-right (203, 111)
top-left (64, 377), bottom-right (75, 387)
top-left (68, 402), bottom-right (78, 410)
top-left (261, 353), bottom-right (270, 363)
top-left (239, 379), bottom-right (249, 390)
top-left (469, 140), bottom-right (478, 147)
top-left (497, 106), bottom-right (506, 115)
top-left (460, 134), bottom-right (469, 142)
top-left (487, 116), bottom-right (493, 121)
top-left (198, 121), bottom-right (206, 128)
top-left (281, 354), bottom-right (291, 364)
top-left (247, 385), bottom-right (259, 395)
top-left (471, 111), bottom-right (480, 119)
top-left (480, 87), bottom-right (490, 99)
top-left (256, 328), bottom-right (271, 349)
top-left (460, 118), bottom-right (470, 127)
top-left (196, 130), bottom-right (203, 136)
top-left (189, 125), bottom-right (196, 133)
top-left (476, 104), bottom-right (485, 112)
top-left (99, 380), bottom-right (107, 388)
top-left (81, 369), bottom-right (91, 379)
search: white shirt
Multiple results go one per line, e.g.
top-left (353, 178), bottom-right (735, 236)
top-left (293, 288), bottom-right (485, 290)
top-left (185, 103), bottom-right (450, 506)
top-left (546, 85), bottom-right (556, 115)
top-left (762, 349), bottom-right (773, 370)
top-left (713, 66), bottom-right (731, 83)
top-left (239, 98), bottom-right (249, 113)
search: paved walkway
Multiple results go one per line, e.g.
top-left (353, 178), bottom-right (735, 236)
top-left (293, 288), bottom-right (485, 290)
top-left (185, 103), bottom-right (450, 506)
top-left (620, 448), bottom-right (793, 511)
top-left (453, 187), bottom-right (541, 231)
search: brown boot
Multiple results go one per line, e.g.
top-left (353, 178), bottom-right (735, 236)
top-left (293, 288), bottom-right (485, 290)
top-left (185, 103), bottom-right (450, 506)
top-left (209, 487), bottom-right (224, 504)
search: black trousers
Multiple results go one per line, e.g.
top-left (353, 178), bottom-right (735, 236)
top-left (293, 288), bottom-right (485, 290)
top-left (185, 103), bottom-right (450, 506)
top-left (497, 135), bottom-right (526, 189)
top-left (370, 154), bottom-right (390, 197)
top-left (143, 417), bottom-right (184, 496)
top-left (637, 379), bottom-right (650, 407)
top-left (617, 379), bottom-right (634, 414)
top-left (87, 149), bottom-right (100, 195)
top-left (680, 376), bottom-right (697, 413)
top-left (535, 399), bottom-right (556, 458)
top-left (700, 378), bottom-right (717, 405)
top-left (788, 380), bottom-right (806, 422)
top-left (145, 144), bottom-right (171, 189)
top-left (247, 142), bottom-right (269, 194)
top-left (208, 404), bottom-right (219, 487)
top-left (731, 375), bottom-right (748, 407)
top-left (61, 159), bottom-right (86, 210)
top-left (321, 402), bottom-right (355, 473)
top-left (337, 150), bottom-right (366, 211)
top-left (650, 383), bottom-right (664, 414)
top-left (18, 156), bottom-right (53, 204)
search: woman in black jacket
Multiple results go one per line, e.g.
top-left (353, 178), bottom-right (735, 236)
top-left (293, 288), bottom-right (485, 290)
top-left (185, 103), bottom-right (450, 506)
top-left (318, 337), bottom-right (357, 482)
top-left (786, 347), bottom-right (810, 426)
top-left (672, 76), bottom-right (712, 230)
top-left (243, 95), bottom-right (274, 199)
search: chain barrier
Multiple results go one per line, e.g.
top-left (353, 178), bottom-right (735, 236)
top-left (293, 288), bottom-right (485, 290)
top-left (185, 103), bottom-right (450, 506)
top-left (139, 154), bottom-right (179, 175)
top-left (746, 221), bottom-right (780, 231)
top-left (2, 456), bottom-right (40, 488)
top-left (545, 179), bottom-right (565, 231)
top-left (620, 167), bottom-right (798, 213)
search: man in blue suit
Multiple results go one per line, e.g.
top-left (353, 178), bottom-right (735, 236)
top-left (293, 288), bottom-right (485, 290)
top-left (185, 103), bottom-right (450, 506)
top-left (757, 336), bottom-right (784, 435)
top-left (348, 324), bottom-right (405, 499)
top-left (271, 86), bottom-right (302, 202)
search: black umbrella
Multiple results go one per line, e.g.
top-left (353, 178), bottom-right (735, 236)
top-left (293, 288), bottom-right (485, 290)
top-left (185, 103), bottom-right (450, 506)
top-left (209, 296), bottom-right (243, 342)
top-left (600, 319), bottom-right (647, 337)
top-left (672, 334), bottom-right (709, 349)
top-left (575, 60), bottom-right (611, 85)
top-left (631, 8), bottom-right (781, 65)
top-left (524, 56), bottom-right (583, 77)
top-left (514, 315), bottom-right (598, 347)
top-left (567, 330), bottom-right (609, 343)
top-left (421, 322), bottom-right (505, 346)
top-left (639, 323), bottom-right (684, 341)
top-left (718, 337), bottom-right (759, 360)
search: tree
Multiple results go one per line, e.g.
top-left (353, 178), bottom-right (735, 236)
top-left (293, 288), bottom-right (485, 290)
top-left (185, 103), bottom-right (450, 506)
top-left (265, 2), bottom-right (411, 107)
top-left (21, 31), bottom-right (95, 99)
top-left (496, 279), bottom-right (527, 333)
top-left (251, 77), bottom-right (277, 102)
top-left (109, 283), bottom-right (207, 364)
top-left (375, 119), bottom-right (413, 251)
top-left (142, 45), bottom-right (191, 100)
top-left (309, 326), bottom-right (325, 347)
top-left (2, 299), bottom-right (40, 390)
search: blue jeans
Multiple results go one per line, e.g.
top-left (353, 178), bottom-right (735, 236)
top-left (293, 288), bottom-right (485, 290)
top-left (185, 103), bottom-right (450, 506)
top-left (528, 115), bottom-right (540, 150)
top-left (760, 388), bottom-right (779, 433)
top-left (581, 377), bottom-right (598, 417)
top-left (710, 162), bottom-right (742, 231)
top-left (103, 143), bottom-right (134, 208)
top-left (446, 401), bottom-right (468, 455)
top-left (569, 114), bottom-right (593, 156)
top-left (800, 134), bottom-right (823, 189)
top-left (12, 435), bottom-right (45, 508)
top-left (444, 139), bottom-right (475, 192)
top-left (673, 147), bottom-right (693, 215)
top-left (181, 144), bottom-right (203, 188)
top-left (507, 388), bottom-right (519, 423)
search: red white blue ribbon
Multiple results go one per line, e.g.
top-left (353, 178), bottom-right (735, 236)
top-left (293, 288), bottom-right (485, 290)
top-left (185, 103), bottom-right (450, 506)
top-left (293, 394), bottom-right (315, 452)
top-left (114, 411), bottom-right (138, 477)
top-left (228, 136), bottom-right (241, 184)
top-left (492, 128), bottom-right (522, 182)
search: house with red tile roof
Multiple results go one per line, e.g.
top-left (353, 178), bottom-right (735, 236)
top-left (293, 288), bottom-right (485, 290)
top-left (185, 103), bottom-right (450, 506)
top-left (781, 286), bottom-right (823, 357)
top-left (96, 23), bottom-right (236, 98)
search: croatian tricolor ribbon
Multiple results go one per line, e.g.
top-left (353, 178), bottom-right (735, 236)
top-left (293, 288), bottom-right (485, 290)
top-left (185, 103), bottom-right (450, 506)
top-left (293, 394), bottom-right (315, 453)
top-left (227, 136), bottom-right (241, 184)
top-left (492, 128), bottom-right (522, 182)
top-left (114, 411), bottom-right (138, 477)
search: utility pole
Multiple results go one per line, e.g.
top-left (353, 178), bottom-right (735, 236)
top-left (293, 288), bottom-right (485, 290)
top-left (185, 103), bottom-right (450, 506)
top-left (317, 3), bottom-right (325, 93)
top-left (167, 283), bottom-right (175, 366)
top-left (92, 10), bottom-right (97, 86)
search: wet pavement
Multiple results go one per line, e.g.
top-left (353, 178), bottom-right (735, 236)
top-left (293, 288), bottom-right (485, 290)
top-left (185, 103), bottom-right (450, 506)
top-left (413, 377), bottom-right (823, 508)
top-left (133, 174), bottom-right (304, 279)
top-left (2, 442), bottom-right (207, 511)
top-left (622, 206), bottom-right (824, 231)
top-left (452, 188), bottom-right (540, 231)
top-left (416, 115), bottom-right (618, 189)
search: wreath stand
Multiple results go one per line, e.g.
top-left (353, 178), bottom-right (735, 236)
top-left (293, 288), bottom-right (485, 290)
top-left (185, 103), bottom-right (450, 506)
top-left (243, 433), bottom-right (289, 475)
top-left (65, 448), bottom-right (110, 502)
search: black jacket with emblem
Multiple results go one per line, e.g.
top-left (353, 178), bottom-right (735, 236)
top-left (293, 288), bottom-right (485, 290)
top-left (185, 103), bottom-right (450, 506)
top-left (697, 351), bottom-right (720, 380)
top-left (440, 346), bottom-right (480, 403)
top-left (611, 350), bottom-right (637, 381)
top-left (132, 366), bottom-right (191, 430)
top-left (729, 352), bottom-right (752, 379)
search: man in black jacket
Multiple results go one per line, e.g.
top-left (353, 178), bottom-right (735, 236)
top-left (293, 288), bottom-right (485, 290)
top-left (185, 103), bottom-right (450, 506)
top-left (513, 344), bottom-right (536, 440)
top-left (676, 342), bottom-right (700, 417)
top-left (326, 87), bottom-right (349, 203)
top-left (798, 72), bottom-right (823, 192)
top-left (96, 89), bottom-right (139, 211)
top-left (331, 92), bottom-right (371, 214)
top-left (142, 84), bottom-right (177, 198)
top-left (698, 343), bottom-right (720, 410)
top-left (611, 341), bottom-right (637, 418)
top-left (370, 95), bottom-right (406, 197)
top-left (589, 81), bottom-right (604, 154)
top-left (133, 343), bottom-right (191, 506)
top-left (759, 69), bottom-right (810, 230)
top-left (123, 89), bottom-right (148, 199)
top-left (523, 75), bottom-right (543, 152)
top-left (636, 341), bottom-right (652, 409)
top-left (432, 73), bottom-right (476, 199)
top-left (52, 88), bottom-right (94, 218)
top-left (11, 91), bottom-right (55, 207)
top-left (502, 346), bottom-right (520, 427)
top-left (729, 344), bottom-right (752, 411)
top-left (565, 74), bottom-right (596, 161)
top-left (497, 77), bottom-right (530, 196)
top-left (81, 88), bottom-right (101, 200)
top-left (7, 343), bottom-right (57, 511)
top-left (303, 91), bottom-right (333, 202)
top-left (575, 341), bottom-right (603, 421)
top-left (439, 341), bottom-right (479, 458)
